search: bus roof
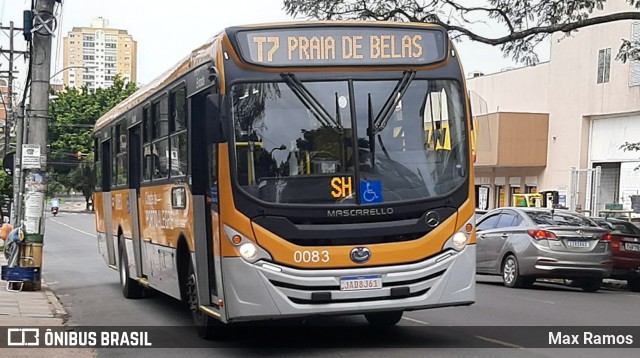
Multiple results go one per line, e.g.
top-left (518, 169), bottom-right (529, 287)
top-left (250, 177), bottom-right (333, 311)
top-left (93, 32), bottom-right (222, 132)
top-left (93, 21), bottom-right (447, 133)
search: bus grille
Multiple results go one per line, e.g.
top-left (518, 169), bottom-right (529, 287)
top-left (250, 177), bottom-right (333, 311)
top-left (287, 232), bottom-right (425, 247)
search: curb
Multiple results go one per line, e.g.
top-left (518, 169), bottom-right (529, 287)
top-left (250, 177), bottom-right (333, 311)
top-left (42, 280), bottom-right (68, 319)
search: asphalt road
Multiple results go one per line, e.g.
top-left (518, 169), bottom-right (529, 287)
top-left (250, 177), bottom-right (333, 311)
top-left (41, 213), bottom-right (640, 357)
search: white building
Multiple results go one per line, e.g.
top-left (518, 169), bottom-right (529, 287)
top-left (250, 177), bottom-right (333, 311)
top-left (467, 0), bottom-right (640, 214)
top-left (62, 17), bottom-right (137, 90)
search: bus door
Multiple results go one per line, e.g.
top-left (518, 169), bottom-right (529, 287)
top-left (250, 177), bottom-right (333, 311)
top-left (128, 123), bottom-right (145, 278)
top-left (101, 139), bottom-right (116, 267)
top-left (190, 92), bottom-right (223, 317)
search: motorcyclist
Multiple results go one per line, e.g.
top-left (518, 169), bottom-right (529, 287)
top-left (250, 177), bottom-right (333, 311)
top-left (51, 197), bottom-right (60, 215)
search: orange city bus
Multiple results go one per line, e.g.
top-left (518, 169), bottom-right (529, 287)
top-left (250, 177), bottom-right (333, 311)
top-left (93, 21), bottom-right (476, 338)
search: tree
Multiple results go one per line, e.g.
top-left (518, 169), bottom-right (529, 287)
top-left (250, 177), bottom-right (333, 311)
top-left (0, 171), bottom-right (12, 218)
top-left (283, 0), bottom-right (640, 65)
top-left (48, 75), bottom-right (137, 203)
top-left (69, 160), bottom-right (96, 210)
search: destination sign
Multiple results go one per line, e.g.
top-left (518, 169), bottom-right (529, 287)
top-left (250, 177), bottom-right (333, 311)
top-left (235, 26), bottom-right (447, 67)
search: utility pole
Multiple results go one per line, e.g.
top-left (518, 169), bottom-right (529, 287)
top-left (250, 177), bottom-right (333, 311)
top-left (19, 0), bottom-right (56, 290)
top-left (0, 21), bottom-right (29, 225)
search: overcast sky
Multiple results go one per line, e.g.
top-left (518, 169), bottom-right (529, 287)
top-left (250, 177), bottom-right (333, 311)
top-left (0, 0), bottom-right (548, 88)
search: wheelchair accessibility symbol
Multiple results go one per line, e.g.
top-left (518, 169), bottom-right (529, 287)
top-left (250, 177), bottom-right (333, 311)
top-left (360, 181), bottom-right (383, 204)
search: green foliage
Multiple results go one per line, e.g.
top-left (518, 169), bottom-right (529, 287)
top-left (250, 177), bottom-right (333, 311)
top-left (283, 0), bottom-right (640, 65)
top-left (0, 171), bottom-right (12, 206)
top-left (48, 75), bottom-right (137, 194)
top-left (69, 161), bottom-right (96, 209)
top-left (621, 142), bottom-right (640, 170)
top-left (616, 39), bottom-right (640, 63)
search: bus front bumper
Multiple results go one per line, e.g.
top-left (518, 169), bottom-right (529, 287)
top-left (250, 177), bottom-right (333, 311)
top-left (221, 245), bottom-right (475, 322)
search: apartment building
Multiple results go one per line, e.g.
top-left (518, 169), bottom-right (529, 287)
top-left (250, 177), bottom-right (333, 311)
top-left (62, 17), bottom-right (137, 90)
top-left (467, 0), bottom-right (640, 214)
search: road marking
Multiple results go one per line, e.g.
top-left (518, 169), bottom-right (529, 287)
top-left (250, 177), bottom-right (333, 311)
top-left (50, 218), bottom-right (94, 238)
top-left (402, 316), bottom-right (429, 325)
top-left (513, 295), bottom-right (555, 305)
top-left (475, 335), bottom-right (524, 349)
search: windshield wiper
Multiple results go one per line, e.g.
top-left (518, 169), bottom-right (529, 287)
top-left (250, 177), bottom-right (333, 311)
top-left (369, 70), bottom-right (416, 136)
top-left (281, 73), bottom-right (343, 133)
top-left (365, 70), bottom-right (416, 170)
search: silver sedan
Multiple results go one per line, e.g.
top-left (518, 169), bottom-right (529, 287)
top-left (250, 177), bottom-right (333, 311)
top-left (476, 208), bottom-right (612, 292)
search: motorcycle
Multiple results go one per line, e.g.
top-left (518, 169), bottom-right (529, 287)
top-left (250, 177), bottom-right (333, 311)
top-left (51, 206), bottom-right (59, 217)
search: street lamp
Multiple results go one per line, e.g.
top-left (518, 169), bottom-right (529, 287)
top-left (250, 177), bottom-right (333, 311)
top-left (49, 64), bottom-right (98, 84)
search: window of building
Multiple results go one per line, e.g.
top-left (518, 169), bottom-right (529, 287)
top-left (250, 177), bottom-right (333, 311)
top-left (630, 22), bottom-right (640, 87)
top-left (496, 186), bottom-right (506, 207)
top-left (597, 48), bottom-right (611, 84)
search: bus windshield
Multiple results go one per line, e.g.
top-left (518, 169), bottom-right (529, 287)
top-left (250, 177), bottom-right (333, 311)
top-left (232, 77), bottom-right (468, 205)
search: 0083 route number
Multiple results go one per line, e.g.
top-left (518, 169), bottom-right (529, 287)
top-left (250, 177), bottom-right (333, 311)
top-left (293, 250), bottom-right (330, 263)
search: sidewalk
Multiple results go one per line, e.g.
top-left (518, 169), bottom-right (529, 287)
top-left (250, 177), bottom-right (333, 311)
top-left (0, 254), bottom-right (95, 357)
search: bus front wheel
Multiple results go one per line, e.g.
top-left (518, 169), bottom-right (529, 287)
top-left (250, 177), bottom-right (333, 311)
top-left (119, 242), bottom-right (144, 299)
top-left (364, 311), bottom-right (403, 326)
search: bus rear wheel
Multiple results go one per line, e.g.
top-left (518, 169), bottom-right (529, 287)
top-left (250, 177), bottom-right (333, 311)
top-left (364, 311), bottom-right (403, 326)
top-left (186, 260), bottom-right (220, 339)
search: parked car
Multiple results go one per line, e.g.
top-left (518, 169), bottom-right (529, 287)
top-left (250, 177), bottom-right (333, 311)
top-left (475, 209), bottom-right (488, 222)
top-left (476, 207), bottom-right (611, 292)
top-left (590, 217), bottom-right (640, 292)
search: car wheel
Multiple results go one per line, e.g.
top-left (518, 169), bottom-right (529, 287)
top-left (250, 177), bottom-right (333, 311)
top-left (502, 255), bottom-right (528, 288)
top-left (364, 311), bottom-right (403, 326)
top-left (627, 278), bottom-right (640, 292)
top-left (577, 277), bottom-right (603, 292)
top-left (186, 260), bottom-right (221, 339)
top-left (119, 242), bottom-right (144, 299)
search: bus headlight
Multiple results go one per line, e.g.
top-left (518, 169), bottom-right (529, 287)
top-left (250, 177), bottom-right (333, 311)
top-left (223, 224), bottom-right (271, 262)
top-left (452, 232), bottom-right (468, 250)
top-left (239, 242), bottom-right (258, 261)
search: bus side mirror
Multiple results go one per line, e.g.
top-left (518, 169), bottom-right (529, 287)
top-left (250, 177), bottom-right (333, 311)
top-left (205, 94), bottom-right (228, 143)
